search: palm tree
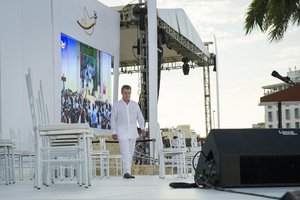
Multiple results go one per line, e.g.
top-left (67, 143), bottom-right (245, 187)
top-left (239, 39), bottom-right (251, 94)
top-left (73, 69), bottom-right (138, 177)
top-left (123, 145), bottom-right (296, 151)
top-left (244, 0), bottom-right (300, 42)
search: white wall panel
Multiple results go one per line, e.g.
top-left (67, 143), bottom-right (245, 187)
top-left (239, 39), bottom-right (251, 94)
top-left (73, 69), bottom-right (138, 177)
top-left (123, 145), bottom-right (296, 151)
top-left (0, 0), bottom-right (120, 144)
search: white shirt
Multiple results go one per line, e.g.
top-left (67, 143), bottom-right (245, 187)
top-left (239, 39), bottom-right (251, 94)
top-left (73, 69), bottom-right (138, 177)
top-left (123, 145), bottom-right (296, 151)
top-left (111, 99), bottom-right (145, 139)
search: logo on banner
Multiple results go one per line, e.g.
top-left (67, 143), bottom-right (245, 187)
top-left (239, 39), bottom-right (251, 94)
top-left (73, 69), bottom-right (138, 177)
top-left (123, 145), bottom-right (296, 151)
top-left (77, 6), bottom-right (97, 35)
top-left (278, 130), bottom-right (298, 136)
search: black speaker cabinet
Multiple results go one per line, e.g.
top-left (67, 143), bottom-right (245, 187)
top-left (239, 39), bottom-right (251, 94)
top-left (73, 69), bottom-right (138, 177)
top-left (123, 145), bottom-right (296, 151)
top-left (195, 129), bottom-right (300, 187)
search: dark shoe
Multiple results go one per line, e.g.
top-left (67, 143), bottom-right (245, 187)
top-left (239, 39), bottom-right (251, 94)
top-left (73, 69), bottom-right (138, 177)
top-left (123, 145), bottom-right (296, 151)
top-left (123, 173), bottom-right (135, 179)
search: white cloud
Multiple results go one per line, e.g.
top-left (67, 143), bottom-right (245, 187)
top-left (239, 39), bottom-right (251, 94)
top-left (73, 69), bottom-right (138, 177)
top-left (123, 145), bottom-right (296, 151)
top-left (278, 45), bottom-right (300, 59)
top-left (158, 0), bottom-right (246, 24)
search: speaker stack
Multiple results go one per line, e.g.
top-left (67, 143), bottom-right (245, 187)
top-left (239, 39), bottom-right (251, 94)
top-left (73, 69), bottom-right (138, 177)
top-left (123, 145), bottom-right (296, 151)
top-left (195, 129), bottom-right (300, 187)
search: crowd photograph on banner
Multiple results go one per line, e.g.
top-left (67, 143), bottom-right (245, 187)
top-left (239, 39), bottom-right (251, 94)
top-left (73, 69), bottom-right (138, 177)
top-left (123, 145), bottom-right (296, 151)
top-left (60, 33), bottom-right (113, 130)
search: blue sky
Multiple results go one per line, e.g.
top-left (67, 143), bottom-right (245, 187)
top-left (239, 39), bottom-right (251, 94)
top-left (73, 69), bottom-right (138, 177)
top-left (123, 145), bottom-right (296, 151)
top-left (99, 0), bottom-right (300, 137)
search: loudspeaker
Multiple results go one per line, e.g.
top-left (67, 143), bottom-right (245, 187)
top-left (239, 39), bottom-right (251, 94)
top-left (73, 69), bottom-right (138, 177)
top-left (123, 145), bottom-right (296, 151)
top-left (281, 189), bottom-right (300, 200)
top-left (195, 129), bottom-right (300, 187)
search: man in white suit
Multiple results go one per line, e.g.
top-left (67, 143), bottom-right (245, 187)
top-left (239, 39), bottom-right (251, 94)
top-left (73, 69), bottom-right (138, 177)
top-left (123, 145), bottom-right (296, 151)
top-left (111, 85), bottom-right (145, 178)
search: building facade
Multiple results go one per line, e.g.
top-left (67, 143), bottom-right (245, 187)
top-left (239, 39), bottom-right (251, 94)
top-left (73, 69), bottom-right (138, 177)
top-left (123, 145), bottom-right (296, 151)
top-left (262, 69), bottom-right (300, 128)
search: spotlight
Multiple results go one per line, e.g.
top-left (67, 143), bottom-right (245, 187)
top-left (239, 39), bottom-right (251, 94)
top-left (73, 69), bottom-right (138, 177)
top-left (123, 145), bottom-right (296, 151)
top-left (182, 57), bottom-right (190, 75)
top-left (211, 53), bottom-right (217, 72)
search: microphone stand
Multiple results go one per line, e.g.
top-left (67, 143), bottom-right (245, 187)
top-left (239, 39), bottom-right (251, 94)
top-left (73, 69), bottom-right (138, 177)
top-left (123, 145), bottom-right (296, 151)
top-left (277, 102), bottom-right (282, 128)
top-left (271, 71), bottom-right (296, 128)
top-left (288, 79), bottom-right (296, 86)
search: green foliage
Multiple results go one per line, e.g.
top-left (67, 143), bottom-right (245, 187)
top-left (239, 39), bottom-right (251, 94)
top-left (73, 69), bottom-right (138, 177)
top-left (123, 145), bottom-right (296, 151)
top-left (244, 0), bottom-right (300, 42)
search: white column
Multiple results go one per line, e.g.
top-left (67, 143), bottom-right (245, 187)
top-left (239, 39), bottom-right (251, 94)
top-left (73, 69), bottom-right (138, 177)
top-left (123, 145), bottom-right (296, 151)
top-left (113, 56), bottom-right (120, 103)
top-left (0, 37), bottom-right (2, 139)
top-left (147, 0), bottom-right (158, 149)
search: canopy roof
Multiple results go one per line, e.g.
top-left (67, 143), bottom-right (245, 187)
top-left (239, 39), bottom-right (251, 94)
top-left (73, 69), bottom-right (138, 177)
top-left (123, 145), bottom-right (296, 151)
top-left (157, 8), bottom-right (209, 57)
top-left (115, 4), bottom-right (211, 67)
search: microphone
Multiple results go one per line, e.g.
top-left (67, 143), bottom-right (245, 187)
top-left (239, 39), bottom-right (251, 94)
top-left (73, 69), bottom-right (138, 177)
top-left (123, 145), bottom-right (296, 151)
top-left (271, 70), bottom-right (291, 84)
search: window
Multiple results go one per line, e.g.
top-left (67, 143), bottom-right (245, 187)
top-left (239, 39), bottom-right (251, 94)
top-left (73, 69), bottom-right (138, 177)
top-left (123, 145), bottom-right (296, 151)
top-left (268, 111), bottom-right (273, 122)
top-left (268, 124), bottom-right (273, 128)
top-left (296, 122), bottom-right (300, 128)
top-left (285, 109), bottom-right (290, 120)
top-left (295, 108), bottom-right (299, 119)
top-left (286, 123), bottom-right (291, 128)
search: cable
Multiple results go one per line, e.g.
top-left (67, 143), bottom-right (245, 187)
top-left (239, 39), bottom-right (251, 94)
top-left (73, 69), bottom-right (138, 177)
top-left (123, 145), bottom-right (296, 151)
top-left (172, 150), bottom-right (281, 199)
top-left (213, 186), bottom-right (280, 200)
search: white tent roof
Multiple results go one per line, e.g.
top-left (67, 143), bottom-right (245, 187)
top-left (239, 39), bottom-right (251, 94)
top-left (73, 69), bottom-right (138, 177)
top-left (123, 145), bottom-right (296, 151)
top-left (116, 5), bottom-right (210, 67)
top-left (157, 8), bottom-right (209, 57)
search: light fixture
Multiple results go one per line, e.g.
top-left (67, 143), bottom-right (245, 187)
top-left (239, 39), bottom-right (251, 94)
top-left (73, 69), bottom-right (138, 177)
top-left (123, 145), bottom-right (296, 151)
top-left (182, 57), bottom-right (190, 75)
top-left (212, 53), bottom-right (217, 72)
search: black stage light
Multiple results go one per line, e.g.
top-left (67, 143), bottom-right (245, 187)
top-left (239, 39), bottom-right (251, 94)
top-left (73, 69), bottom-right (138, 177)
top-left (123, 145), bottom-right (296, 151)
top-left (212, 54), bottom-right (217, 72)
top-left (182, 57), bottom-right (190, 75)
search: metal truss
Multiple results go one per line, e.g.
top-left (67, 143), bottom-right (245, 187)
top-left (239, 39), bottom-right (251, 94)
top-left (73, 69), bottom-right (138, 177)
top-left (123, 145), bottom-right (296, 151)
top-left (157, 18), bottom-right (209, 66)
top-left (117, 3), bottom-right (215, 135)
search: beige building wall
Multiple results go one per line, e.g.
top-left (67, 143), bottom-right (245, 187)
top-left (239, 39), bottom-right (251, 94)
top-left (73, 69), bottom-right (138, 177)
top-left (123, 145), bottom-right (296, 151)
top-left (175, 125), bottom-right (191, 138)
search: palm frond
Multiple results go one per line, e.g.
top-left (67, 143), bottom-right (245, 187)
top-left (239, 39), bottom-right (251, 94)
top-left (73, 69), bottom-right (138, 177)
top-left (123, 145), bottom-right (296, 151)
top-left (244, 0), bottom-right (269, 34)
top-left (245, 0), bottom-right (300, 42)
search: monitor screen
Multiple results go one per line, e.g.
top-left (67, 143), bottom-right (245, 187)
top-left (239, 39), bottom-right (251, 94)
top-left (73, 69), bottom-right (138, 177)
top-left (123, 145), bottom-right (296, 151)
top-left (60, 33), bottom-right (112, 130)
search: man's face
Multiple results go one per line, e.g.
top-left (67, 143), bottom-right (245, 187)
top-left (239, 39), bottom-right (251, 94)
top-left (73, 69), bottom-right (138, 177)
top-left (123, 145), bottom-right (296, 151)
top-left (121, 88), bottom-right (131, 102)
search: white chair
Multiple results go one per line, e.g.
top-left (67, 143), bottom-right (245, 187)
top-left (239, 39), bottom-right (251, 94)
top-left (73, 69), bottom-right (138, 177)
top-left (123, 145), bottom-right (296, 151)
top-left (186, 133), bottom-right (201, 175)
top-left (36, 124), bottom-right (94, 188)
top-left (156, 124), bottom-right (188, 179)
top-left (0, 139), bottom-right (15, 185)
top-left (9, 128), bottom-right (35, 181)
top-left (92, 138), bottom-right (110, 178)
top-left (25, 69), bottom-right (94, 189)
top-left (109, 154), bottom-right (123, 176)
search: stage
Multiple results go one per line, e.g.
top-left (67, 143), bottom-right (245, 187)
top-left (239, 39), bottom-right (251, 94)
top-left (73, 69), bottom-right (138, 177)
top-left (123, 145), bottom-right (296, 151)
top-left (1, 175), bottom-right (297, 200)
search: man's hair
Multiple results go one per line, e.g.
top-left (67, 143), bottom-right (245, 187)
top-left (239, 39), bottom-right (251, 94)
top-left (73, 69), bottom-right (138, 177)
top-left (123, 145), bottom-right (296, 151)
top-left (121, 85), bottom-right (131, 92)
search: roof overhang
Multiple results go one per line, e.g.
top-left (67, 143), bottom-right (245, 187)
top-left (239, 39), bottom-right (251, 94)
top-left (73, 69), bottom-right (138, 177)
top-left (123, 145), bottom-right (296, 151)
top-left (259, 84), bottom-right (300, 106)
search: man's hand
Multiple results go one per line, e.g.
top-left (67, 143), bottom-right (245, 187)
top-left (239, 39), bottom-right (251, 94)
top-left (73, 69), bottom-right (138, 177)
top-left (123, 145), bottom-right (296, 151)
top-left (112, 134), bottom-right (118, 141)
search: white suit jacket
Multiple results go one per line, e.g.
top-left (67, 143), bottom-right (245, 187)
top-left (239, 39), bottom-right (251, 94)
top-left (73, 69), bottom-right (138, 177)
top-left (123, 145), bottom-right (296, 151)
top-left (111, 99), bottom-right (145, 139)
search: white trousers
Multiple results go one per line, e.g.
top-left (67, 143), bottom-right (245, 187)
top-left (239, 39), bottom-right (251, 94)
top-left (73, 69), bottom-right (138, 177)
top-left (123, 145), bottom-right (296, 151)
top-left (118, 138), bottom-right (136, 175)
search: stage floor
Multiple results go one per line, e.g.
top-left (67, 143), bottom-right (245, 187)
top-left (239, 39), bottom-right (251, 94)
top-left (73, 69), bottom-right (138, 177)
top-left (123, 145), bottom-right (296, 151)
top-left (1, 175), bottom-right (298, 200)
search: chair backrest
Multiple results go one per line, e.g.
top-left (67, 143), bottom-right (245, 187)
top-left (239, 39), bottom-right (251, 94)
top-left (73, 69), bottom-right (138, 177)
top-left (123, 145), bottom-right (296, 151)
top-left (99, 138), bottom-right (106, 151)
top-left (28, 130), bottom-right (35, 154)
top-left (191, 132), bottom-right (198, 148)
top-left (9, 127), bottom-right (20, 151)
top-left (175, 129), bottom-right (186, 149)
top-left (25, 68), bottom-right (39, 132)
top-left (37, 80), bottom-right (49, 124)
top-left (170, 138), bottom-right (178, 148)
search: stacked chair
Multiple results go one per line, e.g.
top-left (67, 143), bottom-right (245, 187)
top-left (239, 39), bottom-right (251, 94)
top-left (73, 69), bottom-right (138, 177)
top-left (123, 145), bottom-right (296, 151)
top-left (156, 124), bottom-right (188, 179)
top-left (0, 139), bottom-right (15, 185)
top-left (9, 128), bottom-right (35, 181)
top-left (25, 69), bottom-right (94, 189)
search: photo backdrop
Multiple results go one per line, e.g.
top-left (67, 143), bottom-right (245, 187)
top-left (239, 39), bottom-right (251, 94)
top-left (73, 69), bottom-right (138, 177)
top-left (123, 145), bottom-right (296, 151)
top-left (61, 33), bottom-right (112, 130)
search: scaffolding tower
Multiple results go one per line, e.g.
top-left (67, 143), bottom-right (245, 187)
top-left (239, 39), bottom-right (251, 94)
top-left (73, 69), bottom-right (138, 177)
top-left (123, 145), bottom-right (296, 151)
top-left (118, 3), bottom-right (215, 135)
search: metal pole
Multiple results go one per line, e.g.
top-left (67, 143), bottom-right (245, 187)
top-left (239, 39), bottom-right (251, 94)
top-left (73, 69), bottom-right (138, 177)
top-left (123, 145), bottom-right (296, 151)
top-left (152, 138), bottom-right (156, 175)
top-left (214, 35), bottom-right (220, 128)
top-left (278, 102), bottom-right (282, 128)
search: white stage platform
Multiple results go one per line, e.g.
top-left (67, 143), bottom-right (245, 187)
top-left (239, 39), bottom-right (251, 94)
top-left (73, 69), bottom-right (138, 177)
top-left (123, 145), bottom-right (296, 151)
top-left (1, 175), bottom-right (298, 200)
